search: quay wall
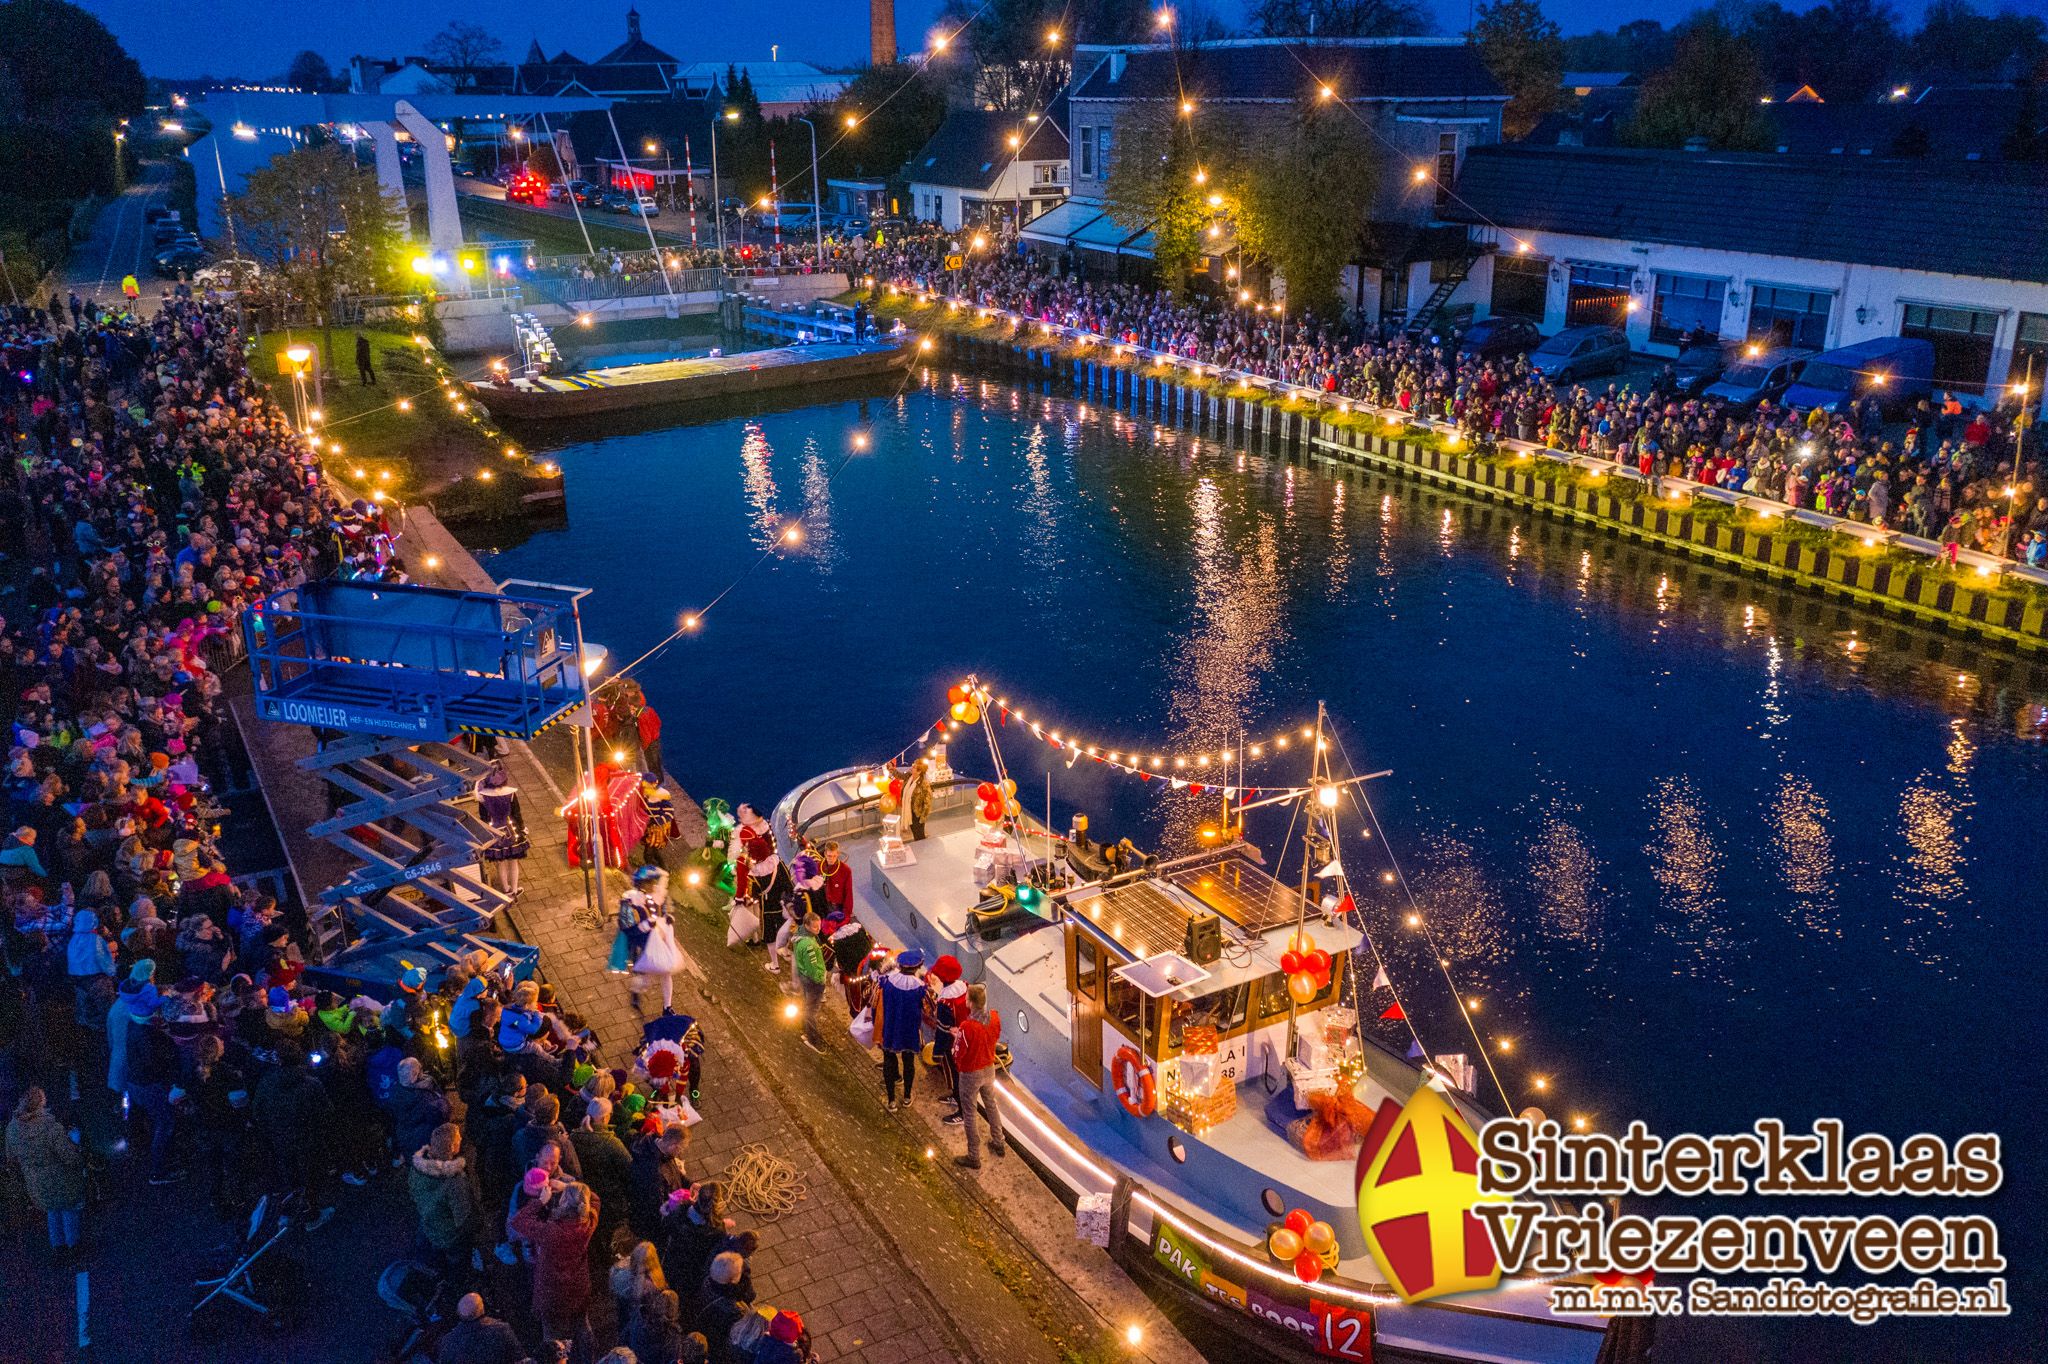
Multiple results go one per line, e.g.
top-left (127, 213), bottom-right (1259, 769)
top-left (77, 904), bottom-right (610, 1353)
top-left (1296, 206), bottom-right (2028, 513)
top-left (907, 321), bottom-right (2048, 655)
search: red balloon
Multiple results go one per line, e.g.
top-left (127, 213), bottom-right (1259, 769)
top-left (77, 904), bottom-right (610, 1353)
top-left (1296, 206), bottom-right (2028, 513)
top-left (1294, 1250), bottom-right (1323, 1284)
top-left (976, 782), bottom-right (998, 801)
top-left (1306, 948), bottom-right (1332, 977)
top-left (947, 685), bottom-right (969, 704)
top-left (888, 779), bottom-right (903, 799)
top-left (981, 800), bottom-right (1003, 821)
top-left (1283, 1208), bottom-right (1313, 1236)
top-left (1280, 951), bottom-right (1302, 975)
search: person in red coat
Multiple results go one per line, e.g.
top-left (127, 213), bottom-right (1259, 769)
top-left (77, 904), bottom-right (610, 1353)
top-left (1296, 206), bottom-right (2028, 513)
top-left (509, 1179), bottom-right (600, 1351)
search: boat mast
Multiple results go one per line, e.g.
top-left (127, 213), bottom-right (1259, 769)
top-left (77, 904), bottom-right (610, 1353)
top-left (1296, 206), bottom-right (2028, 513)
top-left (1285, 701), bottom-right (1327, 1060)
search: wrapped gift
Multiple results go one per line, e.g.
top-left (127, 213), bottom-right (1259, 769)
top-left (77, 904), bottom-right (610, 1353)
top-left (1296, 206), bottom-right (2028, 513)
top-left (1075, 1192), bottom-right (1114, 1248)
top-left (1177, 1055), bottom-right (1219, 1096)
top-left (1321, 1007), bottom-right (1357, 1045)
top-left (1295, 1030), bottom-right (1336, 1071)
top-left (1182, 1024), bottom-right (1220, 1055)
top-left (1286, 1058), bottom-right (1339, 1112)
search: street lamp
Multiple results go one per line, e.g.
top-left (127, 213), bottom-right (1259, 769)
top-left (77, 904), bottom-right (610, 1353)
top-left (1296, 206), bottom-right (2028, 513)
top-left (793, 115), bottom-right (824, 257)
top-left (708, 107), bottom-right (739, 257)
top-left (283, 344), bottom-right (312, 429)
top-left (644, 139), bottom-right (674, 207)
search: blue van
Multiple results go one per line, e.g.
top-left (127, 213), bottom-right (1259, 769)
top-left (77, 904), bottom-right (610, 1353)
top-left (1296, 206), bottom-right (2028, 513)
top-left (1780, 337), bottom-right (1934, 414)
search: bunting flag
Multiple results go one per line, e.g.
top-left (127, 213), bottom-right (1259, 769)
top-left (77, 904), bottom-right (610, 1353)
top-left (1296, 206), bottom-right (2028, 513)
top-left (1318, 859), bottom-right (1343, 878)
top-left (1406, 1040), bottom-right (1427, 1060)
top-left (1335, 892), bottom-right (1357, 919)
top-left (1371, 964), bottom-right (1391, 990)
top-left (1380, 1002), bottom-right (1406, 1021)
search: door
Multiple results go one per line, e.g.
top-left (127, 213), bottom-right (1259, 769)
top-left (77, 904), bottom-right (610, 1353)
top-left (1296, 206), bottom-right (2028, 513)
top-left (1067, 925), bottom-right (1104, 1086)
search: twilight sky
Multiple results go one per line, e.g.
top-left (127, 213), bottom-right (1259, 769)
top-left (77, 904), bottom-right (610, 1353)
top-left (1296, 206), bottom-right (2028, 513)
top-left (81, 0), bottom-right (2010, 80)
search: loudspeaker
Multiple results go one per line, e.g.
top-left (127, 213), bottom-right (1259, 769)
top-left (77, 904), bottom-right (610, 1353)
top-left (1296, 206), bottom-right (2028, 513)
top-left (1183, 912), bottom-right (1222, 965)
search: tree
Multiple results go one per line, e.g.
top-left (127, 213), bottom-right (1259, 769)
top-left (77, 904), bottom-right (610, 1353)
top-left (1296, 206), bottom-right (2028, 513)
top-left (1249, 0), bottom-right (1431, 38)
top-left (936, 0), bottom-right (1071, 112)
top-left (0, 0), bottom-right (145, 127)
top-left (1911, 0), bottom-right (2046, 81)
top-left (424, 21), bottom-right (503, 89)
top-left (228, 145), bottom-right (405, 379)
top-left (1233, 101), bottom-right (1376, 314)
top-left (1623, 16), bottom-right (1774, 151)
top-left (286, 50), bottom-right (337, 93)
top-left (1102, 101), bottom-right (1211, 292)
top-left (821, 64), bottom-right (949, 182)
top-left (1473, 0), bottom-right (1567, 140)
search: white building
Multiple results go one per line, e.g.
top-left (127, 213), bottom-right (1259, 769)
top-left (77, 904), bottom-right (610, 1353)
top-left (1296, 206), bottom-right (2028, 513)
top-left (904, 105), bottom-right (1068, 231)
top-left (1445, 144), bottom-right (2048, 403)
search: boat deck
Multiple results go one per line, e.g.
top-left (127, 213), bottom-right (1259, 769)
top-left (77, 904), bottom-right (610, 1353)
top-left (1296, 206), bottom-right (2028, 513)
top-left (507, 340), bottom-right (896, 395)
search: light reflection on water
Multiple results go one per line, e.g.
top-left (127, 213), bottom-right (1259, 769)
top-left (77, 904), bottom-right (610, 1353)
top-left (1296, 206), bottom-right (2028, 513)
top-left (487, 374), bottom-right (2045, 1359)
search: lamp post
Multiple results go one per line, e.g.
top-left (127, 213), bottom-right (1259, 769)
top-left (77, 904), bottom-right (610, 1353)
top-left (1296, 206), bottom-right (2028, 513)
top-left (283, 344), bottom-right (312, 429)
top-left (708, 107), bottom-right (738, 258)
top-left (792, 116), bottom-right (824, 258)
top-left (644, 139), bottom-right (674, 208)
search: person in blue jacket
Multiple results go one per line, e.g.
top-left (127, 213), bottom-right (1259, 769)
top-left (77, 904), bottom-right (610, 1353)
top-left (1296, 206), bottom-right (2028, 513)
top-left (873, 948), bottom-right (928, 1113)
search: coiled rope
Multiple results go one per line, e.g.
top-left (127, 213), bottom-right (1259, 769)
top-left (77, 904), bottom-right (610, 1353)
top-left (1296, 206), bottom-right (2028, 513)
top-left (719, 1143), bottom-right (808, 1222)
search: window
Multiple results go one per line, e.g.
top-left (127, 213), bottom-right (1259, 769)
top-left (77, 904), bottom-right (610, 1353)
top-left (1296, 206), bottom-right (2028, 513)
top-left (1492, 252), bottom-right (1549, 319)
top-left (1747, 285), bottom-right (1831, 350)
top-left (1077, 125), bottom-right (1094, 178)
top-left (2013, 313), bottom-right (2048, 412)
top-left (1900, 303), bottom-right (2003, 392)
top-left (1095, 126), bottom-right (1112, 177)
top-left (1651, 273), bottom-right (1726, 345)
top-left (1566, 262), bottom-right (1633, 328)
top-left (1435, 132), bottom-right (1458, 214)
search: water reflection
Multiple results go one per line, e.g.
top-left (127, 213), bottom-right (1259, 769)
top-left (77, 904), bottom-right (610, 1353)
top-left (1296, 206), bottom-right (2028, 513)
top-left (1644, 775), bottom-right (1736, 982)
top-left (1525, 797), bottom-right (1605, 953)
top-left (1893, 776), bottom-right (1970, 972)
top-left (1769, 775), bottom-right (1838, 939)
top-left (737, 421), bottom-right (780, 548)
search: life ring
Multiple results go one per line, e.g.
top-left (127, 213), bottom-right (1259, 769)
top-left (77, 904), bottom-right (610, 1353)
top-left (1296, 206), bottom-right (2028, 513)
top-left (1112, 1045), bottom-right (1157, 1117)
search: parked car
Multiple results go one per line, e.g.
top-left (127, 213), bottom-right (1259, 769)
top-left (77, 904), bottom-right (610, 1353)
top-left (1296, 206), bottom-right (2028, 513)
top-left (151, 218), bottom-right (188, 245)
top-left (152, 245), bottom-right (205, 276)
top-left (192, 257), bottom-right (260, 289)
top-left (624, 194), bottom-right (660, 217)
top-left (1528, 325), bottom-right (1630, 383)
top-left (1780, 337), bottom-right (1935, 415)
top-left (1701, 346), bottom-right (1814, 408)
top-left (144, 205), bottom-right (175, 224)
top-left (1671, 340), bottom-right (1740, 395)
top-left (1456, 316), bottom-right (1544, 362)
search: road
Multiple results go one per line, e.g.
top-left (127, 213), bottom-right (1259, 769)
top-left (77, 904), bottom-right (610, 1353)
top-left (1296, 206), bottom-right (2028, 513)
top-left (452, 174), bottom-right (724, 252)
top-left (59, 161), bottom-right (171, 311)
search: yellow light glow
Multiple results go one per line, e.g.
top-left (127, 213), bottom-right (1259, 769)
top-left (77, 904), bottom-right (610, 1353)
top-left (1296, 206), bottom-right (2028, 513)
top-left (424, 554), bottom-right (441, 569)
top-left (1407, 913), bottom-right (1421, 926)
top-left (398, 399), bottom-right (412, 411)
top-left (1046, 27), bottom-right (1061, 42)
top-left (1534, 1077), bottom-right (1549, 1091)
top-left (682, 614), bottom-right (700, 630)
top-left (1125, 1324), bottom-right (1144, 1346)
top-left (782, 525), bottom-right (803, 545)
top-left (1318, 85), bottom-right (1334, 100)
top-left (1411, 166), bottom-right (1428, 183)
top-left (1181, 100), bottom-right (1195, 115)
top-left (478, 469), bottom-right (493, 480)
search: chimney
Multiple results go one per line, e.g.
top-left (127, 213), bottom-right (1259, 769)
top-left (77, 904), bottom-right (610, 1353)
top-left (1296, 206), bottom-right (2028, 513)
top-left (626, 5), bottom-right (642, 43)
top-left (1109, 51), bottom-right (1127, 82)
top-left (870, 0), bottom-right (896, 66)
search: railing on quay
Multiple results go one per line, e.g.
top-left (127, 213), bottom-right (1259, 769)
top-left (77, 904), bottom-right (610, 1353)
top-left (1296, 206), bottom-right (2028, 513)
top-left (882, 281), bottom-right (2048, 590)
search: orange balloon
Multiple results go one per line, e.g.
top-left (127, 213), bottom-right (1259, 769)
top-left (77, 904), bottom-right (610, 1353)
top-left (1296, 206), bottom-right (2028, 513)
top-left (1268, 1227), bottom-right (1303, 1262)
top-left (1287, 971), bottom-right (1318, 1004)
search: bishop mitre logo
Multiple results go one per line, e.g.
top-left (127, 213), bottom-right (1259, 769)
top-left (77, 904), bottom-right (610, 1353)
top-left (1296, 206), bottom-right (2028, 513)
top-left (1354, 1082), bottom-right (1503, 1303)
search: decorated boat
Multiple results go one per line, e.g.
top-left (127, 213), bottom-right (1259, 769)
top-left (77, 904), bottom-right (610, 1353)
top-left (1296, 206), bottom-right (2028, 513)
top-left (771, 682), bottom-right (1616, 1364)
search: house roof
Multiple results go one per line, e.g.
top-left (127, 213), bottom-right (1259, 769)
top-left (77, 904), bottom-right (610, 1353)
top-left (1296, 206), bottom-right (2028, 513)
top-left (1446, 144), bottom-right (2048, 285)
top-left (1071, 38), bottom-right (1505, 104)
top-left (1764, 87), bottom-right (2029, 160)
top-left (904, 103), bottom-right (1069, 190)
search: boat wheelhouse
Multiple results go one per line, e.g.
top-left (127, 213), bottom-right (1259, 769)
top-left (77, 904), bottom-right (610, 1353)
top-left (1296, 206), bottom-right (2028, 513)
top-left (776, 740), bottom-right (1609, 1364)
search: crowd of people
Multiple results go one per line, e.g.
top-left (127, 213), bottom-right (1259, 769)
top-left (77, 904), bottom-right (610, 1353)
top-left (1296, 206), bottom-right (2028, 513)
top-left (862, 230), bottom-right (2046, 567)
top-left (0, 288), bottom-right (819, 1364)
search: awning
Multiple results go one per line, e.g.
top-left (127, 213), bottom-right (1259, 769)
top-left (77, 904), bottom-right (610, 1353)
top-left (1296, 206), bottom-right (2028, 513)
top-left (1020, 197), bottom-right (1107, 247)
top-left (1070, 211), bottom-right (1150, 253)
top-left (1118, 226), bottom-right (1157, 259)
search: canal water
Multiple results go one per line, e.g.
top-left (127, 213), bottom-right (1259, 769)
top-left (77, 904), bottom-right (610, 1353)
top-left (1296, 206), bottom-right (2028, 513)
top-left (487, 370), bottom-right (2044, 1361)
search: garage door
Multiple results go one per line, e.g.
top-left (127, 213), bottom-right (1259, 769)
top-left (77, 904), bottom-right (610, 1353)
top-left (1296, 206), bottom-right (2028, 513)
top-left (1899, 304), bottom-right (2001, 395)
top-left (1491, 253), bottom-right (1548, 319)
top-left (1566, 262), bottom-right (1632, 329)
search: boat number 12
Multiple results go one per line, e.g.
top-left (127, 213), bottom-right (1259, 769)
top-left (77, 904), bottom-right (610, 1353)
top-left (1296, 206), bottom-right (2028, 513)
top-left (1312, 1301), bottom-right (1372, 1362)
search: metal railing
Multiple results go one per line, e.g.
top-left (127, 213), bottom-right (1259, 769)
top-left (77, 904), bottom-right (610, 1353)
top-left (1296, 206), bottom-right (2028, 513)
top-left (907, 287), bottom-right (2048, 589)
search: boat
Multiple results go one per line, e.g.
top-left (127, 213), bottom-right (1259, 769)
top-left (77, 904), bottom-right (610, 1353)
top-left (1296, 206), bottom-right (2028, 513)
top-left (772, 689), bottom-right (1616, 1363)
